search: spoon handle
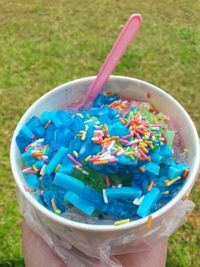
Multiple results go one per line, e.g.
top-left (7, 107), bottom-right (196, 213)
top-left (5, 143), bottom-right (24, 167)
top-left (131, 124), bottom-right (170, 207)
top-left (80, 14), bottom-right (142, 107)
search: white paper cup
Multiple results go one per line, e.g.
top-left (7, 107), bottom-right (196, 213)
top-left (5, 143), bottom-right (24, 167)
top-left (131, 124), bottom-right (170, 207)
top-left (10, 76), bottom-right (200, 258)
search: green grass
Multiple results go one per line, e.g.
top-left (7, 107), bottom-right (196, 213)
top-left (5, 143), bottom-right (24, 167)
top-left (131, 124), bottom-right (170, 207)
top-left (0, 0), bottom-right (199, 265)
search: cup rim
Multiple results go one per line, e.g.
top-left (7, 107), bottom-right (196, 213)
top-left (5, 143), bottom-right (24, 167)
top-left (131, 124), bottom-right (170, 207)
top-left (10, 75), bottom-right (200, 232)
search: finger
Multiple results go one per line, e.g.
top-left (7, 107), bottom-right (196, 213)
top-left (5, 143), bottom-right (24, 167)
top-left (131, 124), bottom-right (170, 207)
top-left (22, 220), bottom-right (67, 267)
top-left (115, 238), bottom-right (168, 267)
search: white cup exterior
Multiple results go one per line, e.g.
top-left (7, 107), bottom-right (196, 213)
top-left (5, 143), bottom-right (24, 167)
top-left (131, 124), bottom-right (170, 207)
top-left (10, 76), bottom-right (200, 252)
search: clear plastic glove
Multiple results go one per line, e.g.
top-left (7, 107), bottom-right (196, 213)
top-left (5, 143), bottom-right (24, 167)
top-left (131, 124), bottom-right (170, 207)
top-left (23, 220), bottom-right (168, 267)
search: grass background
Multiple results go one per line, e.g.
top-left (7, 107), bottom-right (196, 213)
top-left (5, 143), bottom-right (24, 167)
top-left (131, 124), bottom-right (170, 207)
top-left (0, 0), bottom-right (200, 266)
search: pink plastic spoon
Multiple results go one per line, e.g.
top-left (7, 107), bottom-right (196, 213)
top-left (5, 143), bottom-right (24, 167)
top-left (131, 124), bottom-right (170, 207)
top-left (76, 14), bottom-right (142, 109)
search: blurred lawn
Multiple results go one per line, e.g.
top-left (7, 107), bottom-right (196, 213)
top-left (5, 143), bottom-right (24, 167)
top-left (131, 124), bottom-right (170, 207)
top-left (0, 0), bottom-right (200, 266)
